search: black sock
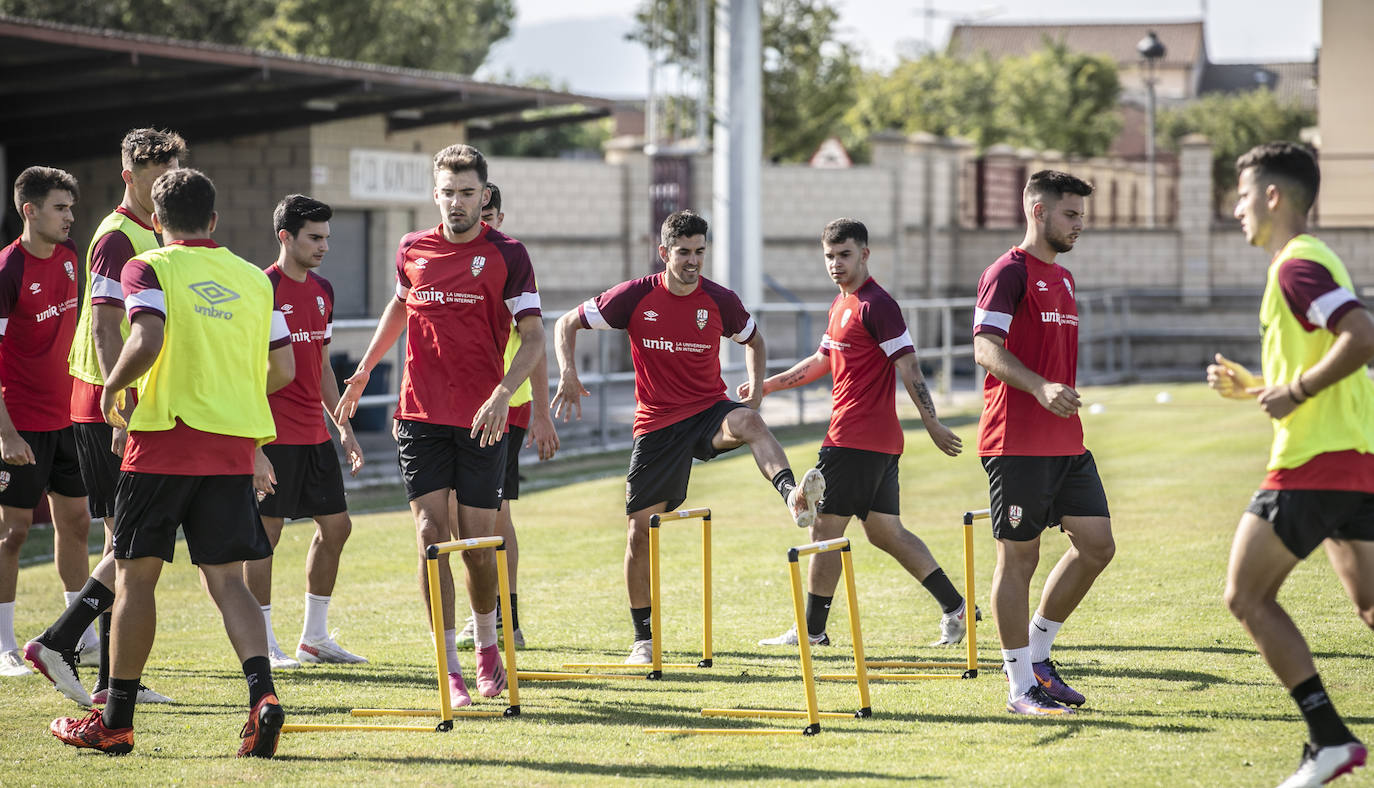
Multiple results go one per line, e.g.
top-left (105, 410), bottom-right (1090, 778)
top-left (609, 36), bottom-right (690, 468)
top-left (920, 569), bottom-right (964, 614)
top-left (631, 606), bottom-right (653, 642)
top-left (508, 593), bottom-right (520, 630)
top-left (42, 577), bottom-right (114, 650)
top-left (95, 612), bottom-right (112, 692)
top-left (805, 593), bottom-right (833, 637)
top-left (102, 677), bottom-right (140, 730)
top-left (243, 656), bottom-right (276, 707)
top-left (771, 469), bottom-right (796, 503)
top-left (1291, 674), bottom-right (1357, 747)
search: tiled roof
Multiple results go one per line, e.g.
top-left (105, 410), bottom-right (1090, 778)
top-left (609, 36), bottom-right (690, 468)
top-left (1200, 62), bottom-right (1318, 110)
top-left (947, 21), bottom-right (1205, 68)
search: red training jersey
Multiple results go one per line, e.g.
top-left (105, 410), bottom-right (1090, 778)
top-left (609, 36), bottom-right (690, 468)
top-left (819, 278), bottom-right (913, 455)
top-left (394, 224), bottom-right (540, 429)
top-left (974, 247), bottom-right (1084, 457)
top-left (0, 237), bottom-right (80, 432)
top-left (579, 273), bottom-right (755, 436)
top-left (265, 265), bottom-right (333, 445)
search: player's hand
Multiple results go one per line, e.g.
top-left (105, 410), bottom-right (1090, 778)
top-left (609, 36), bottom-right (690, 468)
top-left (471, 388), bottom-right (511, 448)
top-left (924, 421), bottom-right (963, 457)
top-left (335, 366), bottom-right (369, 422)
top-left (339, 431), bottom-right (364, 477)
top-left (110, 427), bottom-right (128, 458)
top-left (392, 418), bottom-right (400, 442)
top-left (0, 429), bottom-right (34, 466)
top-left (736, 380), bottom-right (759, 401)
top-left (528, 410), bottom-right (560, 461)
top-left (1246, 384), bottom-right (1301, 420)
top-left (552, 371), bottom-right (589, 422)
top-left (253, 448), bottom-right (277, 500)
top-left (1036, 381), bottom-right (1081, 418)
top-left (1208, 353), bottom-right (1261, 399)
top-left (101, 387), bottom-right (134, 430)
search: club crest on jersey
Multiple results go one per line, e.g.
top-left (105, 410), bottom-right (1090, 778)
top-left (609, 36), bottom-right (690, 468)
top-left (317, 295), bottom-right (326, 316)
top-left (695, 308), bottom-right (708, 331)
top-left (1008, 505), bottom-right (1023, 527)
top-left (1064, 279), bottom-right (1074, 298)
top-left (0, 471), bottom-right (10, 491)
top-left (840, 308), bottom-right (853, 327)
top-left (471, 255), bottom-right (486, 277)
top-left (64, 260), bottom-right (75, 281)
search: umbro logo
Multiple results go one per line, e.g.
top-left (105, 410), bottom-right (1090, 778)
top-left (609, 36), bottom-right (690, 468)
top-left (280, 303), bottom-right (294, 314)
top-left (190, 281), bottom-right (240, 306)
top-left (414, 258), bottom-right (428, 269)
top-left (29, 283), bottom-right (40, 294)
top-left (1035, 280), bottom-right (1049, 292)
top-left (642, 310), bottom-right (658, 322)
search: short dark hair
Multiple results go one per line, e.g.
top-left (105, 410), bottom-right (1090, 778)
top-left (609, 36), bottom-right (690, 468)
top-left (152, 168), bottom-right (215, 233)
top-left (433, 144), bottom-right (488, 184)
top-left (483, 182), bottom-right (502, 214)
top-left (1236, 141), bottom-right (1320, 214)
top-left (661, 210), bottom-right (709, 249)
top-left (13, 166), bottom-right (79, 215)
top-left (1024, 170), bottom-right (1094, 206)
top-left (121, 128), bottom-right (188, 170)
top-left (273, 194), bottom-right (333, 237)
top-left (822, 218), bottom-right (868, 248)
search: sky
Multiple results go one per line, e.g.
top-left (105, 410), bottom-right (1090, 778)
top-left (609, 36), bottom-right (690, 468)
top-left (477, 0), bottom-right (1321, 97)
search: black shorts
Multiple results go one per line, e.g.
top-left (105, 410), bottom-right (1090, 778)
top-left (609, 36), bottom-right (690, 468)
top-left (113, 472), bottom-right (271, 565)
top-left (503, 425), bottom-right (526, 501)
top-left (981, 451), bottom-right (1110, 542)
top-left (816, 446), bottom-right (900, 520)
top-left (73, 422), bottom-right (120, 519)
top-left (396, 419), bottom-right (506, 509)
top-left (625, 400), bottom-right (746, 514)
top-left (0, 426), bottom-right (86, 509)
top-left (1246, 488), bottom-right (1374, 559)
top-left (259, 440), bottom-right (348, 520)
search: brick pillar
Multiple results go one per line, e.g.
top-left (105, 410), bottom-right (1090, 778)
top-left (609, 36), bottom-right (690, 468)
top-left (1178, 134), bottom-right (1212, 305)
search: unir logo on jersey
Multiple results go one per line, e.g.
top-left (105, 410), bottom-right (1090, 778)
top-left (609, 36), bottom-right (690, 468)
top-left (316, 295), bottom-right (326, 316)
top-left (1008, 504), bottom-right (1023, 527)
top-left (64, 260), bottom-right (75, 281)
top-left (471, 255), bottom-right (486, 277)
top-left (695, 308), bottom-right (708, 331)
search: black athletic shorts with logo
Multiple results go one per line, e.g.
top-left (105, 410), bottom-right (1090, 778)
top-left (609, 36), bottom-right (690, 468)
top-left (1246, 488), bottom-right (1374, 559)
top-left (259, 440), bottom-right (348, 519)
top-left (816, 446), bottom-right (901, 520)
top-left (396, 418), bottom-right (506, 509)
top-left (0, 426), bottom-right (87, 509)
top-left (73, 421), bottom-right (121, 519)
top-left (980, 451), bottom-right (1110, 542)
top-left (625, 400), bottom-right (746, 514)
top-left (503, 424), bottom-right (526, 502)
top-left (113, 472), bottom-right (271, 565)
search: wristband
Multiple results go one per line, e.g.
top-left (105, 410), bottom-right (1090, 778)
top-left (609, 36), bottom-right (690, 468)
top-left (1288, 381), bottom-right (1306, 404)
top-left (1296, 376), bottom-right (1314, 399)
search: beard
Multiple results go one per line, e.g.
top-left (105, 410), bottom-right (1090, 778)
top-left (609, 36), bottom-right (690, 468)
top-left (1046, 229), bottom-right (1076, 254)
top-left (444, 212), bottom-right (480, 236)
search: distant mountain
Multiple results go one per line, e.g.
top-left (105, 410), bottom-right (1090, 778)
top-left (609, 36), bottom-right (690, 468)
top-left (477, 15), bottom-right (649, 98)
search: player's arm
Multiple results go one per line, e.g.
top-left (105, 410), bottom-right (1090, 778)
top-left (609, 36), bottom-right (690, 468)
top-left (102, 313), bottom-right (164, 428)
top-left (0, 258), bottom-right (33, 465)
top-left (472, 314), bottom-right (545, 448)
top-left (894, 353), bottom-right (962, 456)
top-left (740, 329), bottom-right (769, 410)
top-left (336, 297), bottom-right (406, 422)
top-left (526, 345), bottom-right (559, 461)
top-left (320, 355), bottom-right (363, 476)
top-left (1249, 306), bottom-right (1374, 420)
top-left (265, 310), bottom-right (295, 394)
top-left (552, 308), bottom-right (590, 422)
top-left (973, 334), bottom-right (1080, 418)
top-left (738, 349), bottom-right (830, 401)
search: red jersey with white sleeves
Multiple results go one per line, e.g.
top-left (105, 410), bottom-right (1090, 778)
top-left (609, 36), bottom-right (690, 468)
top-left (0, 237), bottom-right (80, 431)
top-left (394, 224), bottom-right (540, 429)
top-left (119, 242), bottom-right (291, 475)
top-left (266, 265), bottom-right (333, 445)
top-left (974, 247), bottom-right (1084, 457)
top-left (579, 273), bottom-right (755, 436)
top-left (819, 278), bottom-right (913, 455)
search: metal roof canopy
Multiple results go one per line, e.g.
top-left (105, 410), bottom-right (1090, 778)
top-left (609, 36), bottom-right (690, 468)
top-left (0, 15), bottom-right (614, 164)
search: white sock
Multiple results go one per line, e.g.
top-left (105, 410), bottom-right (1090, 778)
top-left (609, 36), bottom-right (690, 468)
top-left (0, 601), bottom-right (16, 652)
top-left (260, 605), bottom-right (281, 652)
top-left (444, 628), bottom-right (461, 672)
top-left (63, 591), bottom-right (99, 649)
top-left (1028, 613), bottom-right (1063, 664)
top-left (303, 593), bottom-right (331, 642)
top-left (1003, 646), bottom-right (1035, 699)
top-left (473, 608), bottom-right (498, 649)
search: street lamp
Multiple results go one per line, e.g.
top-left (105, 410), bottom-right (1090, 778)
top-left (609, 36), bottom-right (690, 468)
top-left (1138, 30), bottom-right (1166, 228)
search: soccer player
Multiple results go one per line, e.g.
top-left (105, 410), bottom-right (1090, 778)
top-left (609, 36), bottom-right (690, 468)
top-left (1207, 142), bottom-right (1371, 788)
top-left (0, 167), bottom-right (89, 678)
top-left (455, 183), bottom-right (558, 650)
top-left (741, 219), bottom-right (971, 649)
top-left (49, 168), bottom-right (294, 757)
top-left (972, 170), bottom-right (1114, 716)
top-left (244, 194), bottom-right (366, 670)
top-left (336, 145), bottom-right (541, 708)
top-left (25, 129), bottom-right (184, 706)
top-left (553, 209), bottom-right (825, 664)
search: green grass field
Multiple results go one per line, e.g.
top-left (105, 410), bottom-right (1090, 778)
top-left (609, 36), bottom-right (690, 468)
top-left (3, 382), bottom-right (1371, 786)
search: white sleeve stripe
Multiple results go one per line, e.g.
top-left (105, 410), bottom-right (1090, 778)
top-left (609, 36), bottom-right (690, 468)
top-left (395, 283), bottom-right (409, 300)
top-left (0, 317), bottom-right (7, 334)
top-left (126, 289), bottom-right (165, 315)
top-left (974, 308), bottom-right (1013, 332)
top-left (1307, 287), bottom-right (1357, 329)
top-left (879, 330), bottom-right (914, 357)
top-left (582, 299), bottom-right (612, 330)
top-left (91, 273), bottom-right (123, 300)
top-left (324, 322), bottom-right (333, 340)
top-left (270, 311), bottom-right (289, 342)
top-left (505, 291), bottom-right (541, 317)
top-left (730, 316), bottom-right (757, 344)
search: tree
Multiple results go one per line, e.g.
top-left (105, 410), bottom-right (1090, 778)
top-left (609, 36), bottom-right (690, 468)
top-left (843, 53), bottom-right (1005, 153)
top-left (996, 40), bottom-right (1121, 156)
